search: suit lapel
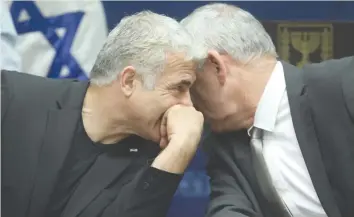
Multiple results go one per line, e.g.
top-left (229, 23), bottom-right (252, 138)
top-left (229, 131), bottom-right (264, 214)
top-left (27, 80), bottom-right (89, 217)
top-left (283, 62), bottom-right (341, 217)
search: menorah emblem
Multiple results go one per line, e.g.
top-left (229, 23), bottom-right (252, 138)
top-left (277, 23), bottom-right (333, 67)
top-left (291, 32), bottom-right (320, 67)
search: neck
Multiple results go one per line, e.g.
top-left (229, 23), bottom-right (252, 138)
top-left (240, 56), bottom-right (277, 129)
top-left (82, 84), bottom-right (133, 144)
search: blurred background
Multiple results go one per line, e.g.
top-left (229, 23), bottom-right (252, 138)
top-left (2, 1), bottom-right (354, 217)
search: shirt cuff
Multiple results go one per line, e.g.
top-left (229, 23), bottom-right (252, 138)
top-left (136, 166), bottom-right (183, 194)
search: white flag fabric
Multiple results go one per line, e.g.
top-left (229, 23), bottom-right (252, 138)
top-left (7, 0), bottom-right (108, 79)
top-left (1, 0), bottom-right (22, 72)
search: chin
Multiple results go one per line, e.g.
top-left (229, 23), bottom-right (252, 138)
top-left (139, 117), bottom-right (163, 144)
top-left (138, 132), bottom-right (159, 143)
top-left (150, 120), bottom-right (163, 143)
top-left (139, 128), bottom-right (160, 143)
top-left (151, 129), bottom-right (161, 143)
top-left (210, 124), bottom-right (224, 133)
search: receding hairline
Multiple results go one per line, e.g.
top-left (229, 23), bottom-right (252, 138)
top-left (183, 3), bottom-right (242, 19)
top-left (181, 3), bottom-right (277, 64)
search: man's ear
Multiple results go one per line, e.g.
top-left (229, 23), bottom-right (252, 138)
top-left (119, 66), bottom-right (137, 97)
top-left (208, 50), bottom-right (227, 86)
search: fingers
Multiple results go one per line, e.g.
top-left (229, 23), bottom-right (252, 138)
top-left (159, 104), bottom-right (201, 148)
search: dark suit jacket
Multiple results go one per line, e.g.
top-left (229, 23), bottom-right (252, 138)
top-left (203, 57), bottom-right (354, 217)
top-left (1, 70), bottom-right (182, 217)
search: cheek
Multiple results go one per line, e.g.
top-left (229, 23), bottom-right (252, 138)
top-left (197, 94), bottom-right (228, 120)
top-left (191, 91), bottom-right (214, 114)
top-left (160, 95), bottom-right (180, 113)
top-left (147, 95), bottom-right (170, 116)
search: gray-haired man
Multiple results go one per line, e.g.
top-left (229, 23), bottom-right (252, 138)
top-left (182, 3), bottom-right (354, 217)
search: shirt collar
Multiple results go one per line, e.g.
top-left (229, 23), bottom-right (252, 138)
top-left (248, 61), bottom-right (286, 135)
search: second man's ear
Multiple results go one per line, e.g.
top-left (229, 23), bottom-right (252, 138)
top-left (208, 50), bottom-right (227, 86)
top-left (119, 66), bottom-right (138, 97)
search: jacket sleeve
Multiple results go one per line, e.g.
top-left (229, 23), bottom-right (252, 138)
top-left (76, 165), bottom-right (183, 217)
top-left (102, 166), bottom-right (182, 217)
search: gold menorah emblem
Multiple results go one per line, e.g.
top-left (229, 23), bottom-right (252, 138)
top-left (277, 23), bottom-right (333, 68)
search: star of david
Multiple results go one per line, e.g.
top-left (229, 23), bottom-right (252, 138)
top-left (11, 1), bottom-right (88, 79)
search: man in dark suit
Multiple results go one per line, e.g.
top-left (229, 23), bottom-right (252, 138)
top-left (181, 3), bottom-right (354, 217)
top-left (1, 11), bottom-right (205, 217)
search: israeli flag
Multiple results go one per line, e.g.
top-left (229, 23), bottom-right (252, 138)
top-left (7, 0), bottom-right (108, 79)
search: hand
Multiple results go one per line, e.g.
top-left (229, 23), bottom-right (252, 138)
top-left (152, 105), bottom-right (204, 174)
top-left (159, 105), bottom-right (204, 149)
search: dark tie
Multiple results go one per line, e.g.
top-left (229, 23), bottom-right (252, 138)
top-left (250, 127), bottom-right (293, 217)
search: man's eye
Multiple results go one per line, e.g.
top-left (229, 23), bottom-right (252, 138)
top-left (176, 85), bottom-right (188, 92)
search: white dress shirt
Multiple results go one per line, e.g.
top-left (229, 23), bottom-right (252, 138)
top-left (250, 62), bottom-right (327, 217)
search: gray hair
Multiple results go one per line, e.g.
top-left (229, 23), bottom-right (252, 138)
top-left (180, 3), bottom-right (277, 64)
top-left (90, 11), bottom-right (205, 89)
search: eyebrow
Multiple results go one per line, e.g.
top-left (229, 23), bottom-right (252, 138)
top-left (177, 79), bottom-right (192, 87)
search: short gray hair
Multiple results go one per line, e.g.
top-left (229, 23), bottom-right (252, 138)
top-left (90, 11), bottom-right (205, 89)
top-left (180, 3), bottom-right (277, 64)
